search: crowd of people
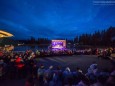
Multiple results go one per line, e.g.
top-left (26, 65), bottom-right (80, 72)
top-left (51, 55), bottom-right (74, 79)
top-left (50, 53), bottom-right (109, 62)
top-left (1, 46), bottom-right (115, 57)
top-left (30, 47), bottom-right (114, 57)
top-left (26, 62), bottom-right (115, 86)
top-left (0, 48), bottom-right (114, 86)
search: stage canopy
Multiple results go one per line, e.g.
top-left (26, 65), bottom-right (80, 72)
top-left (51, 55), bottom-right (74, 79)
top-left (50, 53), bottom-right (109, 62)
top-left (0, 30), bottom-right (13, 38)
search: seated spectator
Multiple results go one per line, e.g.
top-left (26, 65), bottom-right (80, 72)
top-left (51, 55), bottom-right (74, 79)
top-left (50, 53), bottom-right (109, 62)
top-left (100, 69), bottom-right (110, 77)
top-left (44, 65), bottom-right (54, 84)
top-left (86, 63), bottom-right (98, 84)
top-left (106, 70), bottom-right (115, 86)
top-left (25, 76), bottom-right (35, 86)
top-left (63, 67), bottom-right (72, 85)
top-left (50, 66), bottom-right (63, 86)
top-left (15, 55), bottom-right (25, 79)
top-left (90, 61), bottom-right (97, 70)
top-left (76, 74), bottom-right (90, 86)
top-left (37, 64), bottom-right (45, 86)
top-left (72, 67), bottom-right (83, 85)
top-left (0, 64), bottom-right (3, 80)
top-left (91, 75), bottom-right (104, 86)
top-left (31, 64), bottom-right (38, 79)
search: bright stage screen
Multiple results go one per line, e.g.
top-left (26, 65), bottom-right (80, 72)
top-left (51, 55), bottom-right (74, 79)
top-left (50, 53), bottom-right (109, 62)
top-left (52, 40), bottom-right (66, 49)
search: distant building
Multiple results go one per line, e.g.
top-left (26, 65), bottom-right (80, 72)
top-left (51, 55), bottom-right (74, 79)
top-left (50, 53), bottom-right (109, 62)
top-left (0, 30), bottom-right (14, 46)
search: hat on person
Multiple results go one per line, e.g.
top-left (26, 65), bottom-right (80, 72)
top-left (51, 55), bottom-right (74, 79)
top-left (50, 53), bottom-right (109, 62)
top-left (49, 65), bottom-right (53, 69)
top-left (66, 67), bottom-right (70, 72)
top-left (40, 64), bottom-right (44, 68)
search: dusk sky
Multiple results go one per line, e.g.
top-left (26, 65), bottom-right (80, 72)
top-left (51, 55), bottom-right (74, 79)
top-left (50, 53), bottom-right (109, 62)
top-left (0, 0), bottom-right (115, 39)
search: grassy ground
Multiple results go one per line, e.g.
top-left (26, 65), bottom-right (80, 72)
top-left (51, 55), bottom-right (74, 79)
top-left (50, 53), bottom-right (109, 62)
top-left (37, 55), bottom-right (114, 72)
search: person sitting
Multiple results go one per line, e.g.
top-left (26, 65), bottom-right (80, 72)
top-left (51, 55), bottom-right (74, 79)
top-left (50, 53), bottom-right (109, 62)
top-left (15, 56), bottom-right (24, 79)
top-left (44, 65), bottom-right (54, 85)
top-left (37, 64), bottom-right (45, 86)
top-left (0, 64), bottom-right (3, 81)
top-left (25, 76), bottom-right (35, 86)
top-left (49, 66), bottom-right (63, 86)
top-left (106, 70), bottom-right (115, 86)
top-left (90, 62), bottom-right (97, 70)
top-left (15, 55), bottom-right (24, 69)
top-left (73, 67), bottom-right (83, 85)
top-left (76, 74), bottom-right (90, 86)
top-left (63, 67), bottom-right (72, 85)
top-left (86, 62), bottom-right (98, 84)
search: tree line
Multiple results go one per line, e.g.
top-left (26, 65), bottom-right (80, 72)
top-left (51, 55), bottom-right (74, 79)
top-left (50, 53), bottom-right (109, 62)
top-left (74, 26), bottom-right (115, 47)
top-left (18, 26), bottom-right (115, 47)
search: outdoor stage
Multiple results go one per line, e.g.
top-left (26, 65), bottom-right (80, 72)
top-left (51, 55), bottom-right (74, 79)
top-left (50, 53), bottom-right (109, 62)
top-left (51, 40), bottom-right (66, 50)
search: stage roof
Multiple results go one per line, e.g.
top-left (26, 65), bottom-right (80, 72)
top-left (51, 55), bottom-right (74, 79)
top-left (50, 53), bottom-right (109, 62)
top-left (0, 30), bottom-right (13, 38)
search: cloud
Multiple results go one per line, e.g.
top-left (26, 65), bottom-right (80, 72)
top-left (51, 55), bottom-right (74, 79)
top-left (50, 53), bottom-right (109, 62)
top-left (0, 0), bottom-right (115, 39)
top-left (0, 19), bottom-right (32, 39)
top-left (0, 19), bottom-right (57, 39)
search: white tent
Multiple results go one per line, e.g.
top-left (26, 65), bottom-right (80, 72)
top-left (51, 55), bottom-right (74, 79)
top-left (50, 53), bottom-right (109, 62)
top-left (0, 30), bottom-right (13, 38)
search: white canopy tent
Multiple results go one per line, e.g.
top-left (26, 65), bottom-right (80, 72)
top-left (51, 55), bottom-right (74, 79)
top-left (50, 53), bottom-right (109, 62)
top-left (0, 30), bottom-right (13, 38)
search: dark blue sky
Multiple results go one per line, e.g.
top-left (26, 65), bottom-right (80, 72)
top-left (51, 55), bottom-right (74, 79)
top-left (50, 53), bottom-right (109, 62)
top-left (0, 0), bottom-right (115, 39)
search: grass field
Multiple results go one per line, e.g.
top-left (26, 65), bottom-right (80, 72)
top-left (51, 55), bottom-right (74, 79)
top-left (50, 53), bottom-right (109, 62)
top-left (38, 55), bottom-right (114, 73)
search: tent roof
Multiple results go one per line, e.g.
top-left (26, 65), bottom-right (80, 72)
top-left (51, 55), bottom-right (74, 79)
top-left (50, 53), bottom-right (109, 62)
top-left (0, 30), bottom-right (13, 38)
